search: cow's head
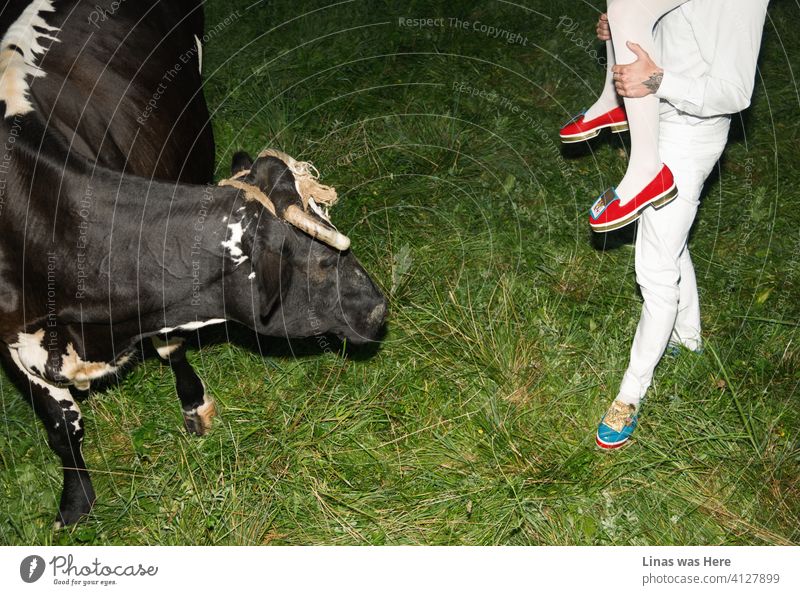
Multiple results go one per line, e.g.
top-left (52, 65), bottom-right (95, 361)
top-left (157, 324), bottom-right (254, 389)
top-left (235, 153), bottom-right (387, 345)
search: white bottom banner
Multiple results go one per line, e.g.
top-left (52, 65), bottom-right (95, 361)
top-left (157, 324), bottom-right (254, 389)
top-left (2, 546), bottom-right (798, 594)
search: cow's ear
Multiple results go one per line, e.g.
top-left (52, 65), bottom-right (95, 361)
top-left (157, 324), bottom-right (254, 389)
top-left (255, 242), bottom-right (293, 323)
top-left (231, 151), bottom-right (253, 176)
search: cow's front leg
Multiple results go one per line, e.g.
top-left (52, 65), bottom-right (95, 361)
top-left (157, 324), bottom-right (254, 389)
top-left (2, 346), bottom-right (95, 527)
top-left (151, 336), bottom-right (215, 435)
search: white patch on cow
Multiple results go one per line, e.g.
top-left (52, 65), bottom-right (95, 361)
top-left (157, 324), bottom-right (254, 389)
top-left (157, 319), bottom-right (226, 334)
top-left (151, 335), bottom-right (184, 359)
top-left (183, 391), bottom-right (216, 435)
top-left (12, 329), bottom-right (131, 390)
top-left (194, 34), bottom-right (203, 74)
top-left (221, 220), bottom-right (249, 265)
top-left (8, 346), bottom-right (82, 434)
top-left (11, 329), bottom-right (48, 376)
top-left (248, 271), bottom-right (256, 280)
top-left (59, 343), bottom-right (129, 391)
top-left (0, 0), bottom-right (59, 117)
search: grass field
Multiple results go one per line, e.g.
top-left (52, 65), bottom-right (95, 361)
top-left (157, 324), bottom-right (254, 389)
top-left (1, 0), bottom-right (798, 545)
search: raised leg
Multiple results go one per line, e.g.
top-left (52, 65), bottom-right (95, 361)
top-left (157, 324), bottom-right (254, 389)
top-left (606, 0), bottom-right (688, 202)
top-left (2, 345), bottom-right (95, 527)
top-left (584, 38), bottom-right (622, 121)
top-left (151, 336), bottom-right (215, 435)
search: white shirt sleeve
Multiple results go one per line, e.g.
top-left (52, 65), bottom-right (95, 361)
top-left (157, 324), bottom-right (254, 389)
top-left (655, 0), bottom-right (769, 118)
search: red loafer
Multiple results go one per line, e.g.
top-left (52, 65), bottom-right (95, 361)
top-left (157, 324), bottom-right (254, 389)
top-left (589, 164), bottom-right (678, 233)
top-left (559, 106), bottom-right (628, 143)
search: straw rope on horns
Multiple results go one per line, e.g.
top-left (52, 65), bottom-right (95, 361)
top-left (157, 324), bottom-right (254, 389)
top-left (217, 149), bottom-right (350, 251)
top-left (257, 148), bottom-right (338, 212)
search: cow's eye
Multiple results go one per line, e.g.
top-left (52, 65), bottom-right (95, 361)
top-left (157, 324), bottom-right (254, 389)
top-left (319, 256), bottom-right (338, 269)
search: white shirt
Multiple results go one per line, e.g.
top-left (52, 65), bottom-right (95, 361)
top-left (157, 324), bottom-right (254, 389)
top-left (654, 0), bottom-right (769, 124)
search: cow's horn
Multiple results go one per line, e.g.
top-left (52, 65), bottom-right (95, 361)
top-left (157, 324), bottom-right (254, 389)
top-left (283, 205), bottom-right (351, 251)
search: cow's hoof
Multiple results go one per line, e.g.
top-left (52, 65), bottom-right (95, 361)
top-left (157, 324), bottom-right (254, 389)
top-left (55, 476), bottom-right (96, 528)
top-left (183, 397), bottom-right (216, 436)
top-left (55, 499), bottom-right (94, 529)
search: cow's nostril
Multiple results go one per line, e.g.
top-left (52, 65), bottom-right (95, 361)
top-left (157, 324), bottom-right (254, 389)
top-left (368, 302), bottom-right (387, 326)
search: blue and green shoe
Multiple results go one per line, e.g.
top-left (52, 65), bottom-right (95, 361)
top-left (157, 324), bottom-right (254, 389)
top-left (596, 400), bottom-right (639, 449)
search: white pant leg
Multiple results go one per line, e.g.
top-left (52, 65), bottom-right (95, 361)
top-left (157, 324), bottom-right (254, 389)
top-left (617, 118), bottom-right (730, 403)
top-left (672, 245), bottom-right (702, 350)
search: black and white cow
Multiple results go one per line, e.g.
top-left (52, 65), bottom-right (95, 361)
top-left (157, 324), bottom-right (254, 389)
top-left (17, 0), bottom-right (215, 183)
top-left (0, 0), bottom-right (387, 526)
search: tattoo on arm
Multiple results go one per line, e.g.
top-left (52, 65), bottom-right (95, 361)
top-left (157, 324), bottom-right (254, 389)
top-left (643, 71), bottom-right (663, 94)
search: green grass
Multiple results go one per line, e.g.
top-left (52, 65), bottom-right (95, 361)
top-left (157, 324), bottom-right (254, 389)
top-left (1, 0), bottom-right (798, 545)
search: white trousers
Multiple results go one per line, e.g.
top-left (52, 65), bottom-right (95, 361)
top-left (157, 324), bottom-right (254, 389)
top-left (617, 114), bottom-right (731, 403)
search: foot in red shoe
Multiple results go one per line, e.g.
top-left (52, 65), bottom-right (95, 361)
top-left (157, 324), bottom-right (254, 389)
top-left (589, 164), bottom-right (678, 233)
top-left (559, 106), bottom-right (628, 143)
